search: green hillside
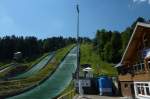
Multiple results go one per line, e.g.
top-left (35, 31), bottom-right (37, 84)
top-left (80, 43), bottom-right (117, 76)
top-left (0, 45), bottom-right (74, 97)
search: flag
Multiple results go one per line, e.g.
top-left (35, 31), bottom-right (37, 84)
top-left (76, 4), bottom-right (79, 13)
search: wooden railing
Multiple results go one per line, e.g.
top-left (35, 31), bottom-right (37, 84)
top-left (57, 89), bottom-right (76, 99)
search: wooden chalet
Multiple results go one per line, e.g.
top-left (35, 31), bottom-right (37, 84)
top-left (116, 22), bottom-right (150, 99)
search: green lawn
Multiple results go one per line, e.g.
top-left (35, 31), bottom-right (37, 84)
top-left (80, 43), bottom-right (118, 76)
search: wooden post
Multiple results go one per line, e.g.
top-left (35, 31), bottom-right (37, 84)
top-left (144, 58), bottom-right (149, 72)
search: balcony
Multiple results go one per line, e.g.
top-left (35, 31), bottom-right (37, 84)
top-left (118, 62), bottom-right (150, 75)
top-left (132, 63), bottom-right (146, 74)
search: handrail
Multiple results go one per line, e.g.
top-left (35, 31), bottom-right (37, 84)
top-left (57, 89), bottom-right (76, 99)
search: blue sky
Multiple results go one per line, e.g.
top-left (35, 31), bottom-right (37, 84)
top-left (0, 0), bottom-right (150, 39)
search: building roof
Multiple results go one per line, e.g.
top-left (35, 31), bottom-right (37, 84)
top-left (14, 52), bottom-right (21, 54)
top-left (116, 22), bottom-right (150, 67)
top-left (83, 67), bottom-right (93, 71)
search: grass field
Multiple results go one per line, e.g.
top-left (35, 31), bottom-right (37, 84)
top-left (80, 43), bottom-right (117, 76)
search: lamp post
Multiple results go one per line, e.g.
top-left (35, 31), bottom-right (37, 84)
top-left (76, 4), bottom-right (79, 80)
top-left (76, 4), bottom-right (83, 95)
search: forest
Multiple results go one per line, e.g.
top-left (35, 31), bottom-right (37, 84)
top-left (93, 17), bottom-right (148, 63)
top-left (0, 36), bottom-right (76, 62)
top-left (0, 17), bottom-right (148, 64)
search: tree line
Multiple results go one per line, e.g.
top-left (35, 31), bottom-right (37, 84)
top-left (0, 36), bottom-right (76, 62)
top-left (93, 17), bottom-right (147, 63)
top-left (0, 17), bottom-right (148, 64)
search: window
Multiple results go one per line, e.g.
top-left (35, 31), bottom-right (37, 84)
top-left (138, 64), bottom-right (141, 71)
top-left (135, 82), bottom-right (150, 97)
top-left (141, 87), bottom-right (145, 95)
top-left (86, 83), bottom-right (88, 86)
top-left (140, 63), bottom-right (145, 71)
top-left (133, 65), bottom-right (138, 73)
top-left (137, 86), bottom-right (141, 94)
top-left (146, 87), bottom-right (150, 95)
top-left (125, 84), bottom-right (128, 88)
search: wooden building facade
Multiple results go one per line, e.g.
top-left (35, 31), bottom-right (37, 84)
top-left (116, 22), bottom-right (150, 99)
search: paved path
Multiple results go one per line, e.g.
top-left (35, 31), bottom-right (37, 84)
top-left (74, 95), bottom-right (131, 99)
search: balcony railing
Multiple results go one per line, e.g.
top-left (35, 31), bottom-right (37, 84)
top-left (132, 63), bottom-right (145, 73)
top-left (118, 62), bottom-right (150, 75)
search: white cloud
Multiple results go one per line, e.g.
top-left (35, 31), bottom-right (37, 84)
top-left (133, 0), bottom-right (150, 4)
